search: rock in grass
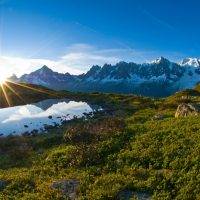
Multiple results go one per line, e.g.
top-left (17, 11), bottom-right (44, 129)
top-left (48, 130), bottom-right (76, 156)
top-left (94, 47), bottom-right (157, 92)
top-left (0, 180), bottom-right (7, 191)
top-left (51, 179), bottom-right (79, 199)
top-left (175, 103), bottom-right (200, 118)
top-left (152, 114), bottom-right (164, 120)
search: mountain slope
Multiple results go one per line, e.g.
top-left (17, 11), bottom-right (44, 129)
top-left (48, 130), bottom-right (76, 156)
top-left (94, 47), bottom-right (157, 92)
top-left (0, 82), bottom-right (60, 108)
top-left (15, 57), bottom-right (200, 97)
top-left (19, 65), bottom-right (78, 91)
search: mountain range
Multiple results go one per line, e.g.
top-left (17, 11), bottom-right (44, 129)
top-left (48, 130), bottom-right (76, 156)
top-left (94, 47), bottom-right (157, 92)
top-left (9, 57), bottom-right (200, 97)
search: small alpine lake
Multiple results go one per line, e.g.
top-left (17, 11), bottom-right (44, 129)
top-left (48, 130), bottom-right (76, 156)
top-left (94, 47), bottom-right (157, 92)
top-left (0, 99), bottom-right (101, 136)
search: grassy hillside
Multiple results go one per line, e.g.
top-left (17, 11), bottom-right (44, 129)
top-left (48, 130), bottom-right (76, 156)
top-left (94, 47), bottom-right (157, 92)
top-left (0, 81), bottom-right (63, 108)
top-left (1, 84), bottom-right (200, 199)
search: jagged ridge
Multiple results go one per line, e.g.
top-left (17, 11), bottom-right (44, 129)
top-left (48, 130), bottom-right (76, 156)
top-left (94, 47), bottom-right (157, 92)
top-left (10, 57), bottom-right (200, 97)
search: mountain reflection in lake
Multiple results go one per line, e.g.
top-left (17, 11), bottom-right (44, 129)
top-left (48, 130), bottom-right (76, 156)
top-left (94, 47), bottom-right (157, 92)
top-left (0, 99), bottom-right (100, 136)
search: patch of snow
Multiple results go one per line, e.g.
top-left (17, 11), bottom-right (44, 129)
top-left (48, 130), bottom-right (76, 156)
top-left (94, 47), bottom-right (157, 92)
top-left (150, 74), bottom-right (167, 81)
top-left (180, 58), bottom-right (200, 67)
top-left (150, 57), bottom-right (168, 64)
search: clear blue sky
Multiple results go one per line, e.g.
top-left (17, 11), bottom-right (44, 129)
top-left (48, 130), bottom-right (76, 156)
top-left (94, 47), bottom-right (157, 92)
top-left (0, 0), bottom-right (200, 76)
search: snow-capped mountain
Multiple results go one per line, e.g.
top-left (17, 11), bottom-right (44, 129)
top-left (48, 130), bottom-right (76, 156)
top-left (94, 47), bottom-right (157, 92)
top-left (12, 57), bottom-right (200, 97)
top-left (180, 58), bottom-right (200, 67)
top-left (19, 65), bottom-right (78, 90)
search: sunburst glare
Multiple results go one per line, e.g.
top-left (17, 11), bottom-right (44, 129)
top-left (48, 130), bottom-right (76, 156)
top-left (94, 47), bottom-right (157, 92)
top-left (0, 75), bottom-right (7, 84)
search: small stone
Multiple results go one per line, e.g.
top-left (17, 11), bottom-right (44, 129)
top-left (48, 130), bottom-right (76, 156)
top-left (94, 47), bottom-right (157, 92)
top-left (51, 179), bottom-right (79, 199)
top-left (152, 114), bottom-right (164, 120)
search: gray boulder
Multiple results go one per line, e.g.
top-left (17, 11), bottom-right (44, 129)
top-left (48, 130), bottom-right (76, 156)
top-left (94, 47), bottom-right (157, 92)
top-left (175, 103), bottom-right (200, 118)
top-left (51, 179), bottom-right (79, 199)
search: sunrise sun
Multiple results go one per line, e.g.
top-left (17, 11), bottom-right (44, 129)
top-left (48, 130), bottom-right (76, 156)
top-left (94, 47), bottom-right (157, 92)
top-left (0, 75), bottom-right (7, 84)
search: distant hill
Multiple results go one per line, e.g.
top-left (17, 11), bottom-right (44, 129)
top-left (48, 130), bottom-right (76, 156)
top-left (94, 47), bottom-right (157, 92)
top-left (10, 57), bottom-right (200, 97)
top-left (0, 82), bottom-right (60, 108)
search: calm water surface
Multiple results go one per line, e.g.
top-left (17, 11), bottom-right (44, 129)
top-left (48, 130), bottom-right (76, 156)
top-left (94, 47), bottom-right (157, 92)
top-left (0, 99), bottom-right (100, 136)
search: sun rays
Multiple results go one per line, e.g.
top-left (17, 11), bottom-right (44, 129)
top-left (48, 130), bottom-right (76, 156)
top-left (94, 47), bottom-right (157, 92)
top-left (1, 82), bottom-right (11, 107)
top-left (0, 80), bottom-right (58, 107)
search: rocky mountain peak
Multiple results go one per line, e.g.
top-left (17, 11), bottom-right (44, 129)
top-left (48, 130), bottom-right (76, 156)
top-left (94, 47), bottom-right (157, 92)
top-left (151, 57), bottom-right (170, 65)
top-left (37, 65), bottom-right (54, 74)
top-left (7, 74), bottom-right (19, 82)
top-left (180, 58), bottom-right (200, 67)
top-left (89, 65), bottom-right (101, 73)
top-left (84, 65), bottom-right (101, 78)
